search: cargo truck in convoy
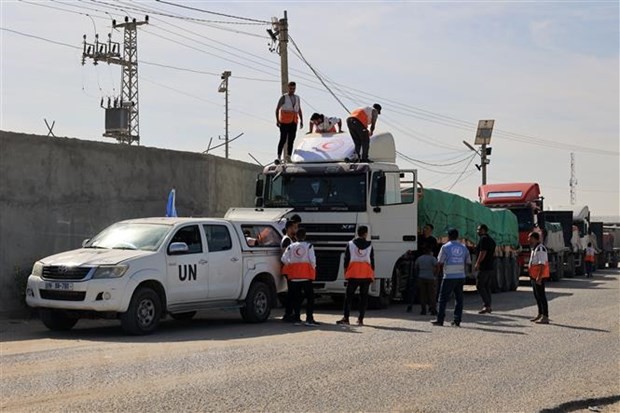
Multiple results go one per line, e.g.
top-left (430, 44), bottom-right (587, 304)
top-left (255, 132), bottom-right (519, 305)
top-left (478, 183), bottom-right (575, 280)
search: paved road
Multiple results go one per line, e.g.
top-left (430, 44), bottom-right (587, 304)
top-left (2, 270), bottom-right (619, 413)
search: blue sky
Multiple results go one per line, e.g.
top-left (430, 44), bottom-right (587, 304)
top-left (1, 1), bottom-right (618, 215)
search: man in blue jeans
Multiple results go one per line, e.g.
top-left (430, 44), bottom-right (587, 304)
top-left (432, 228), bottom-right (471, 327)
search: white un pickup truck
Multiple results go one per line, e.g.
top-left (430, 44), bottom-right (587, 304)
top-left (26, 208), bottom-right (290, 334)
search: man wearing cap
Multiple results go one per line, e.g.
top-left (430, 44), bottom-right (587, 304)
top-left (346, 104), bottom-right (381, 162)
top-left (432, 228), bottom-right (471, 327)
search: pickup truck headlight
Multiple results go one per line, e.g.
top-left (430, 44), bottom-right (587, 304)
top-left (32, 262), bottom-right (43, 277)
top-left (92, 265), bottom-right (128, 279)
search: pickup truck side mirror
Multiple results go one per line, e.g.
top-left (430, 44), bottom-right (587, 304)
top-left (168, 242), bottom-right (189, 255)
top-left (82, 239), bottom-right (90, 247)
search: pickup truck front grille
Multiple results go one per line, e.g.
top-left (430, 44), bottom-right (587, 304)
top-left (42, 266), bottom-right (91, 280)
top-left (39, 290), bottom-right (86, 301)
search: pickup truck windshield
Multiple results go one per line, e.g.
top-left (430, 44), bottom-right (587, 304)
top-left (264, 173), bottom-right (366, 212)
top-left (86, 223), bottom-right (172, 251)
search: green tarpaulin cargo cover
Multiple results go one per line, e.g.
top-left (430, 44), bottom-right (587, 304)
top-left (418, 188), bottom-right (519, 247)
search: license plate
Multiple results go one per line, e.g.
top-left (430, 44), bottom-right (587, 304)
top-left (44, 281), bottom-right (74, 290)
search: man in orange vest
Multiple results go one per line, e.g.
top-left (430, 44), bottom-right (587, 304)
top-left (337, 225), bottom-right (375, 326)
top-left (584, 242), bottom-right (596, 278)
top-left (281, 228), bottom-right (319, 326)
top-left (528, 232), bottom-right (550, 324)
top-left (275, 81), bottom-right (303, 162)
top-left (346, 104), bottom-right (381, 162)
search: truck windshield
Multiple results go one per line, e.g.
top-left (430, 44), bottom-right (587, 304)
top-left (264, 173), bottom-right (366, 212)
top-left (511, 208), bottom-right (535, 232)
top-left (86, 223), bottom-right (172, 251)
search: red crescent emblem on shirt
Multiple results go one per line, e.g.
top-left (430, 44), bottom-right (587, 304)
top-left (294, 247), bottom-right (305, 257)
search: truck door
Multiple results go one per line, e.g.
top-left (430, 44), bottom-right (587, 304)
top-left (165, 225), bottom-right (209, 304)
top-left (370, 170), bottom-right (418, 275)
top-left (203, 224), bottom-right (243, 299)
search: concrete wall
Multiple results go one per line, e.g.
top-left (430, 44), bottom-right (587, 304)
top-left (0, 131), bottom-right (261, 316)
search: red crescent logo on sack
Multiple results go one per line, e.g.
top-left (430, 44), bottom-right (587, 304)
top-left (319, 140), bottom-right (344, 151)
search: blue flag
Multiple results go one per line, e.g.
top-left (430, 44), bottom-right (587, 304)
top-left (166, 188), bottom-right (177, 217)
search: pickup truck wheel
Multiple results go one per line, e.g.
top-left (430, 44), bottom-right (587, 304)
top-left (241, 282), bottom-right (272, 323)
top-left (121, 287), bottom-right (162, 335)
top-left (40, 309), bottom-right (78, 331)
top-left (170, 311), bottom-right (196, 321)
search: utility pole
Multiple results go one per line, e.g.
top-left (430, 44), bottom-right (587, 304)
top-left (218, 71), bottom-right (232, 158)
top-left (82, 16), bottom-right (148, 144)
top-left (570, 152), bottom-right (577, 205)
top-left (278, 11), bottom-right (289, 95)
top-left (464, 119), bottom-right (495, 186)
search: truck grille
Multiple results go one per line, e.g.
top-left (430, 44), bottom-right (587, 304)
top-left (42, 266), bottom-right (91, 280)
top-left (304, 223), bottom-right (356, 282)
top-left (39, 290), bottom-right (86, 301)
top-left (315, 251), bottom-right (343, 282)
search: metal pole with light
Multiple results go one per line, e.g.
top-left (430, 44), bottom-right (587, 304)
top-left (463, 119), bottom-right (494, 185)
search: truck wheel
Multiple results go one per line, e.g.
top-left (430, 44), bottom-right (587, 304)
top-left (241, 282), bottom-right (272, 323)
top-left (121, 287), bottom-right (162, 335)
top-left (40, 309), bottom-right (78, 331)
top-left (170, 311), bottom-right (196, 321)
top-left (368, 279), bottom-right (390, 310)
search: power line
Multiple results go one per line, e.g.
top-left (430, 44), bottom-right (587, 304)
top-left (153, 0), bottom-right (271, 24)
top-left (444, 155), bottom-right (477, 192)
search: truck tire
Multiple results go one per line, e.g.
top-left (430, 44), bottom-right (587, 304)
top-left (120, 287), bottom-right (162, 335)
top-left (170, 311), bottom-right (197, 321)
top-left (240, 282), bottom-right (272, 323)
top-left (40, 309), bottom-right (78, 331)
top-left (368, 279), bottom-right (390, 310)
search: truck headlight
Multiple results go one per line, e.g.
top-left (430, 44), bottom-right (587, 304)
top-left (32, 262), bottom-right (43, 277)
top-left (92, 265), bottom-right (128, 279)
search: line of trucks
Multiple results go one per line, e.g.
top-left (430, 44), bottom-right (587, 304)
top-left (25, 131), bottom-right (618, 334)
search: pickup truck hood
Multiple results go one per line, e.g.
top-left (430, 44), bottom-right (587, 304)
top-left (40, 248), bottom-right (154, 266)
top-left (224, 207), bottom-right (293, 221)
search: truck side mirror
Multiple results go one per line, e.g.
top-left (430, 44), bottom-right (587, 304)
top-left (376, 175), bottom-right (386, 206)
top-left (255, 177), bottom-right (264, 197)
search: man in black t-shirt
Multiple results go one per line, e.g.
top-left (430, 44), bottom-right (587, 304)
top-left (474, 224), bottom-right (496, 314)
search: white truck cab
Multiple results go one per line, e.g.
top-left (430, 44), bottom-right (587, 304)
top-left (26, 209), bottom-right (290, 334)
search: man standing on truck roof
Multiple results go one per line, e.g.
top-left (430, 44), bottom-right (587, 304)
top-left (275, 81), bottom-right (303, 163)
top-left (474, 224), bottom-right (496, 314)
top-left (528, 232), bottom-right (550, 324)
top-left (432, 228), bottom-right (471, 327)
top-left (337, 225), bottom-right (375, 326)
top-left (308, 113), bottom-right (342, 134)
top-left (280, 220), bottom-right (299, 322)
top-left (346, 104), bottom-right (381, 162)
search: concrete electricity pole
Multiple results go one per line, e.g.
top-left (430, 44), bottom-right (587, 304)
top-left (218, 71), bottom-right (232, 159)
top-left (570, 152), bottom-right (577, 205)
top-left (82, 16), bottom-right (149, 144)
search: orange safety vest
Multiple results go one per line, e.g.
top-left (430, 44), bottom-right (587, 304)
top-left (529, 244), bottom-right (550, 279)
top-left (350, 106), bottom-right (373, 126)
top-left (345, 240), bottom-right (374, 279)
top-left (282, 242), bottom-right (316, 280)
top-left (278, 94), bottom-right (300, 124)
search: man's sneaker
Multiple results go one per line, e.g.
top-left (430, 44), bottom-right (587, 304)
top-left (430, 320), bottom-right (444, 326)
top-left (305, 319), bottom-right (320, 326)
top-left (292, 318), bottom-right (303, 325)
top-left (356, 318), bottom-right (364, 326)
top-left (336, 318), bottom-right (350, 325)
top-left (535, 316), bottom-right (549, 324)
top-left (451, 320), bottom-right (461, 327)
top-left (478, 307), bottom-right (491, 314)
top-left (530, 314), bottom-right (542, 322)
